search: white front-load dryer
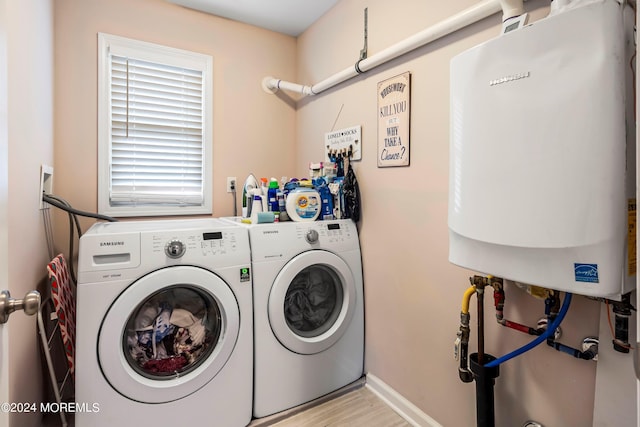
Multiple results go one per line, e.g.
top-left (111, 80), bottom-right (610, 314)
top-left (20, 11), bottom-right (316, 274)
top-left (248, 219), bottom-right (364, 418)
top-left (75, 219), bottom-right (253, 426)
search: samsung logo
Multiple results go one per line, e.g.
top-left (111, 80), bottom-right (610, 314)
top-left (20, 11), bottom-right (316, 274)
top-left (262, 230), bottom-right (279, 235)
top-left (489, 71), bottom-right (530, 86)
top-left (100, 241), bottom-right (125, 247)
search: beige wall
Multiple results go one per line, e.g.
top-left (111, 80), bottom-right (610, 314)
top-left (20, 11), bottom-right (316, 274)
top-left (6, 0), bottom-right (54, 426)
top-left (53, 0), bottom-right (298, 233)
top-left (48, 1), bottom-right (625, 426)
top-left (296, 1), bottom-right (602, 426)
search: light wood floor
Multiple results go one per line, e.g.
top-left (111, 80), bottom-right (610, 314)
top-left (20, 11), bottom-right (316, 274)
top-left (44, 381), bottom-right (411, 427)
top-left (253, 385), bottom-right (411, 427)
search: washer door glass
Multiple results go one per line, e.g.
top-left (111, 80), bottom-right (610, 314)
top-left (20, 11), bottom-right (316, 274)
top-left (268, 250), bottom-right (356, 355)
top-left (98, 266), bottom-right (239, 403)
top-left (123, 285), bottom-right (221, 379)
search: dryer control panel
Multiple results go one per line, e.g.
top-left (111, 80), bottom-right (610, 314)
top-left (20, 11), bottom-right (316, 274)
top-left (249, 219), bottom-right (360, 262)
top-left (295, 221), bottom-right (356, 245)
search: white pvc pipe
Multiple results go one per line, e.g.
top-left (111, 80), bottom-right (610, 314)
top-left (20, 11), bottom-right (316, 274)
top-left (264, 0), bottom-right (510, 97)
top-left (499, 0), bottom-right (526, 21)
top-left (262, 77), bottom-right (315, 96)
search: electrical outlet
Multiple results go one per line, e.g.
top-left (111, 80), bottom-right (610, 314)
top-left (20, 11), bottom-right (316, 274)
top-left (226, 177), bottom-right (237, 193)
top-left (39, 164), bottom-right (53, 209)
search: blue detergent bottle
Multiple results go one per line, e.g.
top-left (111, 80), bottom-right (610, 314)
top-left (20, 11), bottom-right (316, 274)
top-left (315, 178), bottom-right (334, 220)
top-left (267, 178), bottom-right (280, 212)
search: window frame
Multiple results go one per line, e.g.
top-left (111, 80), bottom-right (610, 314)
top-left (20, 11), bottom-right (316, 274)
top-left (97, 33), bottom-right (213, 217)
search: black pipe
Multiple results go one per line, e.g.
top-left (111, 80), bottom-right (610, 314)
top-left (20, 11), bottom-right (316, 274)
top-left (469, 353), bottom-right (500, 427)
top-left (612, 293), bottom-right (632, 353)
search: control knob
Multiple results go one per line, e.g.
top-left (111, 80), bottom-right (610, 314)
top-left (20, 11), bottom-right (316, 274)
top-left (305, 229), bottom-right (319, 244)
top-left (165, 239), bottom-right (186, 258)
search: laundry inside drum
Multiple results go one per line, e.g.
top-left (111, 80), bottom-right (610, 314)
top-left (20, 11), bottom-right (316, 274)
top-left (123, 285), bottom-right (222, 379)
top-left (284, 265), bottom-right (343, 338)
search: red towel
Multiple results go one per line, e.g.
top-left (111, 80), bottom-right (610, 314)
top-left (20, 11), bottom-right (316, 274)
top-left (47, 254), bottom-right (76, 380)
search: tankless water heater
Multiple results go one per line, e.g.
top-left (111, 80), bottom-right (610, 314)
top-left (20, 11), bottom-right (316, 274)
top-left (448, 0), bottom-right (635, 299)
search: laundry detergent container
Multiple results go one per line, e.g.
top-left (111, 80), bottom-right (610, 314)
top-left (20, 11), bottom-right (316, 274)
top-left (286, 188), bottom-right (321, 222)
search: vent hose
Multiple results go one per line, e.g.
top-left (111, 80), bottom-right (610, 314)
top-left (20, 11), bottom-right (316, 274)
top-left (484, 292), bottom-right (573, 368)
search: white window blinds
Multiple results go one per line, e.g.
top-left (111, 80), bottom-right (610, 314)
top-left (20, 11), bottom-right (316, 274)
top-left (110, 56), bottom-right (204, 205)
top-left (98, 33), bottom-right (213, 217)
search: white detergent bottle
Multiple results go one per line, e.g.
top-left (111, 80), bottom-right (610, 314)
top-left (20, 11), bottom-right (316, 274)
top-left (250, 190), bottom-right (263, 224)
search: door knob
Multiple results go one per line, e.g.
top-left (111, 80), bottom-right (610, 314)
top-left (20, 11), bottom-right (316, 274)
top-left (0, 290), bottom-right (40, 324)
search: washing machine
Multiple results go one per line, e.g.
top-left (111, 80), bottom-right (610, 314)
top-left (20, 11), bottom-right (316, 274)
top-left (247, 219), bottom-right (364, 418)
top-left (75, 218), bottom-right (253, 426)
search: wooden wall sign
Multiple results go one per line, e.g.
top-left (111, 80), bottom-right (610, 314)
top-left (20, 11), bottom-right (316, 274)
top-left (377, 72), bottom-right (410, 167)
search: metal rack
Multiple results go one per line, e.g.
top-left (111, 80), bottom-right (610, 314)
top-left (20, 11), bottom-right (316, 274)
top-left (38, 254), bottom-right (76, 427)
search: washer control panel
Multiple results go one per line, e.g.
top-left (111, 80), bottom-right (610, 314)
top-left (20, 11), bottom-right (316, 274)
top-left (152, 229), bottom-right (241, 259)
top-left (77, 219), bottom-right (251, 282)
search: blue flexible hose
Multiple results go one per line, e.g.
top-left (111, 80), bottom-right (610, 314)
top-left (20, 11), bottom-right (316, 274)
top-left (484, 292), bottom-right (573, 368)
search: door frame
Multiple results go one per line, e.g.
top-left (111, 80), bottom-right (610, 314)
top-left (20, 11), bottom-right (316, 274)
top-left (0, 0), bottom-right (10, 422)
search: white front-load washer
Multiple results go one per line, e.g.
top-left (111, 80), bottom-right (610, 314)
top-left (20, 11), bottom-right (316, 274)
top-left (248, 219), bottom-right (364, 418)
top-left (75, 219), bottom-right (253, 426)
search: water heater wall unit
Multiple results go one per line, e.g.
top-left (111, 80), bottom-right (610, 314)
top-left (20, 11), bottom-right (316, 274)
top-left (448, 0), bottom-right (636, 299)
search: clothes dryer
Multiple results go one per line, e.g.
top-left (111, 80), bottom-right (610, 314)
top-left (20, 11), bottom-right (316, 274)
top-left (247, 219), bottom-right (364, 418)
top-left (75, 219), bottom-right (252, 426)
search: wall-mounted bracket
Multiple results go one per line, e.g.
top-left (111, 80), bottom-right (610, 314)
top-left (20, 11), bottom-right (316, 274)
top-left (359, 8), bottom-right (368, 61)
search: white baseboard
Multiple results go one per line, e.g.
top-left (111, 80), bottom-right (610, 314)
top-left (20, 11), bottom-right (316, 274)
top-left (365, 373), bottom-right (443, 427)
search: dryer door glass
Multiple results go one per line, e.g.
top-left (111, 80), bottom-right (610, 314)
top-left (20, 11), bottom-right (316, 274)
top-left (284, 265), bottom-right (344, 338)
top-left (123, 285), bottom-right (222, 380)
top-left (269, 250), bottom-right (356, 355)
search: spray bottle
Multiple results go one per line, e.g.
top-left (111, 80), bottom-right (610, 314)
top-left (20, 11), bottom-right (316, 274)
top-left (260, 177), bottom-right (269, 212)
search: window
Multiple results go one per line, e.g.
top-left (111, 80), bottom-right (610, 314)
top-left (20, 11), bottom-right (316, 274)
top-left (98, 33), bottom-right (213, 217)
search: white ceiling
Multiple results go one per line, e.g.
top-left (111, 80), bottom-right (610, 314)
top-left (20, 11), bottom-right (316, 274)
top-left (166, 0), bottom-right (340, 37)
